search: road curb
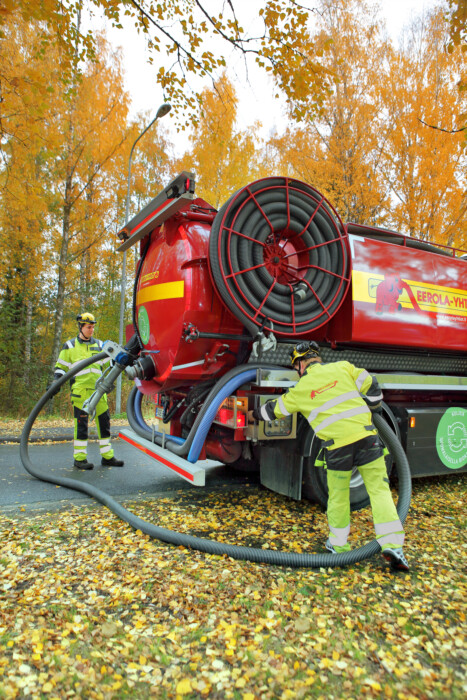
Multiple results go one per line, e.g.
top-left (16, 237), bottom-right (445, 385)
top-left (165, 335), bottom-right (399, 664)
top-left (0, 428), bottom-right (124, 444)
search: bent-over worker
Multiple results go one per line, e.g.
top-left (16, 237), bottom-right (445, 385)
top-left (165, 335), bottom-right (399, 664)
top-left (249, 341), bottom-right (409, 571)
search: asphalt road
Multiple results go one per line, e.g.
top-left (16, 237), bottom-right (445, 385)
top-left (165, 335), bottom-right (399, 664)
top-left (0, 438), bottom-right (258, 516)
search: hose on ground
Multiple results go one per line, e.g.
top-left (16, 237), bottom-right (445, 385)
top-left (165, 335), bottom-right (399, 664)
top-left (20, 353), bottom-right (411, 568)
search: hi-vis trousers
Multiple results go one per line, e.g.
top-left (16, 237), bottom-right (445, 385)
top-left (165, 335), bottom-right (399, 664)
top-left (72, 395), bottom-right (114, 463)
top-left (325, 436), bottom-right (404, 553)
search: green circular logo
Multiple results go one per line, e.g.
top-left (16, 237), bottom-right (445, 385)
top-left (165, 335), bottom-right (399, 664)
top-left (436, 407), bottom-right (467, 469)
top-left (138, 306), bottom-right (150, 345)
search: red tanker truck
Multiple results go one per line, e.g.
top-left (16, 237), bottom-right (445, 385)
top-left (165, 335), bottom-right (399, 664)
top-left (113, 172), bottom-right (467, 509)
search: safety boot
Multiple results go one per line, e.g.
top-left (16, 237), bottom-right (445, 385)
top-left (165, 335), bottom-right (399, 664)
top-left (382, 547), bottom-right (409, 571)
top-left (74, 459), bottom-right (94, 470)
top-left (101, 456), bottom-right (124, 467)
top-left (325, 538), bottom-right (351, 554)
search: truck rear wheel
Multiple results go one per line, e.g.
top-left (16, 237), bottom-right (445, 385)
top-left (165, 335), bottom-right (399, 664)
top-left (301, 404), bottom-right (398, 511)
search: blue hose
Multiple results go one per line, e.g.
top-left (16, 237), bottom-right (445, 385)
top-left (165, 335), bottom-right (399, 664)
top-left (126, 363), bottom-right (281, 458)
top-left (133, 388), bottom-right (185, 446)
top-left (187, 368), bottom-right (257, 462)
top-left (133, 388), bottom-right (145, 426)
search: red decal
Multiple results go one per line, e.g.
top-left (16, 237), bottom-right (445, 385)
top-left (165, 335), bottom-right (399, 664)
top-left (310, 380), bottom-right (337, 399)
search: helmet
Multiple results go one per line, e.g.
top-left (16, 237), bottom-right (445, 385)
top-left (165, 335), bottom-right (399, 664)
top-left (77, 312), bottom-right (96, 325)
top-left (290, 341), bottom-right (320, 367)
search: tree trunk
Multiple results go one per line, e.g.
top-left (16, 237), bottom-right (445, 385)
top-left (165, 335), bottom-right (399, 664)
top-left (23, 297), bottom-right (32, 384)
top-left (49, 174), bottom-right (73, 375)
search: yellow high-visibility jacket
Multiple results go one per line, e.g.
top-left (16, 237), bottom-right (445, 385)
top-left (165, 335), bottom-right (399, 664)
top-left (54, 336), bottom-right (111, 407)
top-left (256, 361), bottom-right (383, 450)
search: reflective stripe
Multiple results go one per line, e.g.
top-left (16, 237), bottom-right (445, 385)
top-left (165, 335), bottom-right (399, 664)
top-left (355, 370), bottom-right (369, 390)
top-left (365, 376), bottom-right (383, 403)
top-left (99, 439), bottom-right (110, 445)
top-left (74, 440), bottom-right (87, 447)
top-left (71, 360), bottom-right (102, 370)
top-left (378, 532), bottom-right (404, 547)
top-left (366, 393), bottom-right (383, 404)
top-left (329, 525), bottom-right (350, 546)
top-left (65, 340), bottom-right (74, 349)
top-left (307, 391), bottom-right (361, 423)
top-left (74, 447), bottom-right (87, 454)
top-left (277, 396), bottom-right (290, 416)
top-left (375, 520), bottom-right (403, 536)
top-left (74, 367), bottom-right (102, 377)
top-left (57, 359), bottom-right (72, 368)
top-left (54, 369), bottom-right (66, 376)
top-left (313, 405), bottom-right (370, 434)
top-left (100, 445), bottom-right (112, 455)
top-left (74, 369), bottom-right (91, 377)
top-left (260, 404), bottom-right (271, 421)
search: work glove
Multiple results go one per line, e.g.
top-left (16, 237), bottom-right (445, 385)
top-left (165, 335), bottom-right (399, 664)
top-left (47, 380), bottom-right (61, 397)
top-left (115, 351), bottom-right (133, 367)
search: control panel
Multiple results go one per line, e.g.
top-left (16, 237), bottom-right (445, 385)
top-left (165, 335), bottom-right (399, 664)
top-left (245, 395), bottom-right (297, 441)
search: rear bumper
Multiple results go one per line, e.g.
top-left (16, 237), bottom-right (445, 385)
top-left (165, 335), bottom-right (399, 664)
top-left (118, 428), bottom-right (223, 485)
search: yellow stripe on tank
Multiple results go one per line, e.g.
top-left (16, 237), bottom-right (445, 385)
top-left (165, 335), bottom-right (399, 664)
top-left (136, 281), bottom-right (185, 305)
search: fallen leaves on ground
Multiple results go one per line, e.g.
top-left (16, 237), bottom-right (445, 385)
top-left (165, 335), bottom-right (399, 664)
top-left (0, 477), bottom-right (465, 699)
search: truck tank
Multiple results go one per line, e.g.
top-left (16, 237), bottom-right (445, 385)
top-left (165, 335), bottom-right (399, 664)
top-left (118, 173), bottom-right (467, 393)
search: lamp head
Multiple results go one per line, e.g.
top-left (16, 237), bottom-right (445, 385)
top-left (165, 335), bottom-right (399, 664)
top-left (156, 103), bottom-right (172, 119)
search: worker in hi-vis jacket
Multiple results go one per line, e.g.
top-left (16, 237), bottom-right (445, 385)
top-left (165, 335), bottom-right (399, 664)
top-left (248, 341), bottom-right (409, 571)
top-left (51, 312), bottom-right (124, 471)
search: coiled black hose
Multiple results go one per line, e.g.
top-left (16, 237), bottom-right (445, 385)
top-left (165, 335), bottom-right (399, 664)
top-left (20, 353), bottom-right (411, 568)
top-left (209, 177), bottom-right (350, 337)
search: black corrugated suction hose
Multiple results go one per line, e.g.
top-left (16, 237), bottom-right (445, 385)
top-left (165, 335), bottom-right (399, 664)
top-left (20, 353), bottom-right (411, 568)
top-left (209, 177), bottom-right (350, 337)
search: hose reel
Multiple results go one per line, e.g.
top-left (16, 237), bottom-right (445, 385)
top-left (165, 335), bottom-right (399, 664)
top-left (209, 177), bottom-right (351, 337)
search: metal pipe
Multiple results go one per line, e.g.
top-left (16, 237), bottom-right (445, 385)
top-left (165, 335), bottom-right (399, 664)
top-left (116, 103), bottom-right (171, 414)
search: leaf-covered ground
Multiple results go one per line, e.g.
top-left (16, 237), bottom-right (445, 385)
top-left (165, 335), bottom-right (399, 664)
top-left (1, 477), bottom-right (465, 699)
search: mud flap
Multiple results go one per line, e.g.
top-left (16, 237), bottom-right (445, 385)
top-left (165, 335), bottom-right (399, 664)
top-left (260, 441), bottom-right (303, 500)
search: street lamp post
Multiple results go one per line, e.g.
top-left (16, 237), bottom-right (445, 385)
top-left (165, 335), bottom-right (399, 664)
top-left (115, 103), bottom-right (171, 415)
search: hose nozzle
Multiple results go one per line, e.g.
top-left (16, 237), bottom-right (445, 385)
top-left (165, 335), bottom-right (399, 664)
top-left (81, 340), bottom-right (135, 419)
top-left (82, 363), bottom-right (125, 419)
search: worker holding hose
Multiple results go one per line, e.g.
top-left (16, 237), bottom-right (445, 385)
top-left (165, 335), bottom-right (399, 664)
top-left (50, 312), bottom-right (124, 471)
top-left (249, 342), bottom-right (409, 571)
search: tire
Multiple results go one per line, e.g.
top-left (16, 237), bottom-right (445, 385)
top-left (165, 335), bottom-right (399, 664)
top-left (301, 432), bottom-right (328, 508)
top-left (301, 407), bottom-right (397, 511)
top-left (305, 454), bottom-right (391, 512)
